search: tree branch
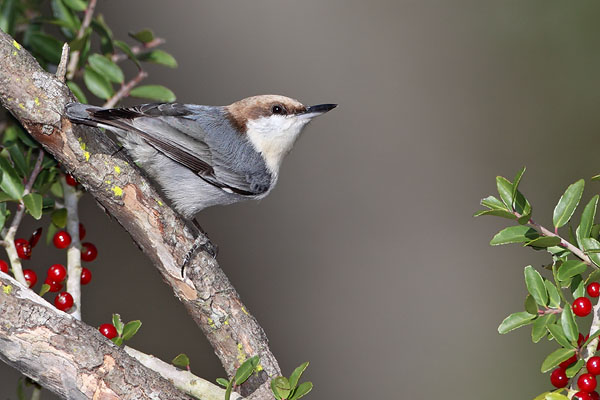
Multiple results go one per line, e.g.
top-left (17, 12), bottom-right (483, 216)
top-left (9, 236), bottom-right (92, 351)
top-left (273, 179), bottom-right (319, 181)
top-left (0, 272), bottom-right (193, 399)
top-left (103, 69), bottom-right (148, 108)
top-left (0, 29), bottom-right (280, 397)
top-left (66, 0), bottom-right (97, 80)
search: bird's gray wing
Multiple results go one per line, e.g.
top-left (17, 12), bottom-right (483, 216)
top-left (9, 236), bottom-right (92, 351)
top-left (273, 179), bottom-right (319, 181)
top-left (89, 103), bottom-right (266, 196)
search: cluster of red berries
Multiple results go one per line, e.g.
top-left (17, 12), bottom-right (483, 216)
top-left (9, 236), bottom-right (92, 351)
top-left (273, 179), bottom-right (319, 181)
top-left (550, 282), bottom-right (600, 398)
top-left (7, 224), bottom-right (98, 312)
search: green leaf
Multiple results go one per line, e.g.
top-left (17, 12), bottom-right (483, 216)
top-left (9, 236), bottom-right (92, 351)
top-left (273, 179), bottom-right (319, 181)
top-left (524, 266), bottom-right (548, 307)
top-left (545, 394), bottom-right (570, 400)
top-left (544, 281), bottom-right (561, 308)
top-left (593, 174), bottom-right (600, 182)
top-left (524, 236), bottom-right (561, 248)
top-left (51, 0), bottom-right (80, 38)
top-left (587, 269), bottom-right (600, 285)
top-left (481, 196), bottom-right (508, 210)
top-left (270, 377), bottom-right (291, 400)
top-left (553, 179), bottom-right (585, 229)
top-left (577, 195), bottom-right (599, 245)
top-left (532, 314), bottom-right (554, 343)
top-left (129, 85), bottom-right (176, 102)
top-left (111, 336), bottom-right (123, 346)
top-left (557, 260), bottom-right (588, 282)
top-left (547, 324), bottom-right (575, 349)
top-left (129, 29), bottom-right (154, 43)
top-left (113, 40), bottom-right (140, 68)
top-left (69, 28), bottom-right (91, 52)
top-left (561, 305), bottom-right (578, 343)
top-left (112, 314), bottom-right (124, 336)
top-left (584, 329), bottom-right (600, 347)
top-left (23, 193), bottom-right (43, 220)
top-left (289, 361), bottom-right (309, 389)
top-left (224, 378), bottom-right (233, 400)
top-left (473, 209), bottom-right (515, 219)
top-left (39, 283), bottom-right (51, 297)
top-left (45, 222), bottom-right (59, 245)
top-left (51, 208), bottom-right (67, 228)
top-left (490, 226), bottom-right (538, 246)
top-left (66, 81), bottom-right (88, 103)
top-left (88, 54), bottom-right (124, 83)
top-left (0, 157), bottom-right (24, 200)
top-left (28, 32), bottom-right (63, 65)
top-left (121, 320), bottom-right (141, 341)
top-left (541, 348), bottom-right (576, 373)
top-left (139, 49), bottom-right (178, 68)
top-left (289, 382), bottom-right (313, 400)
top-left (234, 355), bottom-right (259, 385)
top-left (498, 311), bottom-right (536, 334)
top-left (571, 274), bottom-right (585, 298)
top-left (565, 359), bottom-right (584, 378)
top-left (511, 167), bottom-right (526, 206)
top-left (216, 378), bottom-right (229, 387)
top-left (7, 144), bottom-right (28, 178)
top-left (0, 204), bottom-right (7, 231)
top-left (62, 0), bottom-right (87, 12)
top-left (83, 66), bottom-right (114, 100)
top-left (525, 294), bottom-right (538, 314)
top-left (91, 16), bottom-right (114, 54)
top-left (496, 176), bottom-right (513, 210)
top-left (582, 238), bottom-right (600, 268)
top-left (171, 353), bottom-right (190, 369)
top-left (0, 0), bottom-right (19, 36)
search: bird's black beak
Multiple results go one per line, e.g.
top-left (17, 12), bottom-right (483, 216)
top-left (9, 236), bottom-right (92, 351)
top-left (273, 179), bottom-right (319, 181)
top-left (306, 104), bottom-right (337, 114)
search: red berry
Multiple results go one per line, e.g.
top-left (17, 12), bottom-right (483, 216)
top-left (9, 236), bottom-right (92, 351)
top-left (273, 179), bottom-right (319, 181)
top-left (54, 292), bottom-right (73, 311)
top-left (588, 357), bottom-right (600, 376)
top-left (589, 283), bottom-right (600, 298)
top-left (53, 231), bottom-right (71, 249)
top-left (44, 277), bottom-right (63, 292)
top-left (65, 174), bottom-right (77, 186)
top-left (99, 323), bottom-right (118, 339)
top-left (550, 367), bottom-right (569, 388)
top-left (80, 242), bottom-right (97, 262)
top-left (574, 297), bottom-right (593, 317)
top-left (80, 267), bottom-right (92, 285)
top-left (47, 264), bottom-right (67, 282)
top-left (79, 223), bottom-right (86, 240)
top-left (579, 373), bottom-right (598, 392)
top-left (23, 269), bottom-right (37, 288)
top-left (560, 353), bottom-right (578, 368)
top-left (590, 392), bottom-right (600, 400)
top-left (575, 392), bottom-right (593, 400)
top-left (29, 227), bottom-right (42, 248)
top-left (14, 238), bottom-right (31, 260)
top-left (0, 260), bottom-right (8, 273)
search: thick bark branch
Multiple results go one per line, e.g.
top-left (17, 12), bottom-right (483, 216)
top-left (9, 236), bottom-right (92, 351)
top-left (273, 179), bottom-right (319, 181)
top-left (0, 272), bottom-right (193, 399)
top-left (0, 30), bottom-right (279, 397)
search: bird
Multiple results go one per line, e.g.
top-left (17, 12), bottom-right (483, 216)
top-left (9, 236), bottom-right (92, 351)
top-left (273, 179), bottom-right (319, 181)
top-left (65, 95), bottom-right (336, 271)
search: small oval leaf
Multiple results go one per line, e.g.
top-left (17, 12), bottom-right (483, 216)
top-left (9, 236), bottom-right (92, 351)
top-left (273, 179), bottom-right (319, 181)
top-left (490, 226), bottom-right (538, 246)
top-left (553, 179), bottom-right (585, 229)
top-left (129, 85), bottom-right (176, 102)
top-left (541, 348), bottom-right (576, 373)
top-left (88, 54), bottom-right (124, 83)
top-left (561, 305), bottom-right (578, 343)
top-left (498, 311), bottom-right (536, 334)
top-left (83, 66), bottom-right (114, 100)
top-left (524, 266), bottom-right (548, 307)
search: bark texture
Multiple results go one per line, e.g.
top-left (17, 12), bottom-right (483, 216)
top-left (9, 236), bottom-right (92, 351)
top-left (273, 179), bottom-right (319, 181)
top-left (0, 29), bottom-right (279, 397)
top-left (0, 273), bottom-right (192, 399)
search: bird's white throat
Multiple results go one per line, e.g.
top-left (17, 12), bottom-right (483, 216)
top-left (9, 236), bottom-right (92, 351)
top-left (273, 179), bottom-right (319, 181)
top-left (245, 115), bottom-right (309, 175)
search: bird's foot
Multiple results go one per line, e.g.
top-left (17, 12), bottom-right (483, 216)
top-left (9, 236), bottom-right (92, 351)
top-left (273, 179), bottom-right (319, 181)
top-left (181, 233), bottom-right (218, 277)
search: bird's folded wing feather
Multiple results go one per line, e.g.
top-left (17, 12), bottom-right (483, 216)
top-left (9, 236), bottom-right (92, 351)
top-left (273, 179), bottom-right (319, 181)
top-left (90, 103), bottom-right (261, 196)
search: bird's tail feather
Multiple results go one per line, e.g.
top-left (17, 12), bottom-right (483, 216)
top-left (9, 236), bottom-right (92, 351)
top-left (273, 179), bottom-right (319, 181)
top-left (65, 103), bottom-right (104, 127)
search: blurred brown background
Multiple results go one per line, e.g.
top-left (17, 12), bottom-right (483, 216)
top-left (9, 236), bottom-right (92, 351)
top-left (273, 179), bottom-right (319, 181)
top-left (4, 0), bottom-right (600, 399)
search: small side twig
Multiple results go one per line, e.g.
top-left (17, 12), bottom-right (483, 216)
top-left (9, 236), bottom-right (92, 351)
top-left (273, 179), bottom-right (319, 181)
top-left (102, 69), bottom-right (148, 108)
top-left (1, 150), bottom-right (45, 286)
top-left (56, 43), bottom-right (69, 83)
top-left (62, 176), bottom-right (82, 320)
top-left (66, 0), bottom-right (97, 80)
top-left (111, 38), bottom-right (165, 63)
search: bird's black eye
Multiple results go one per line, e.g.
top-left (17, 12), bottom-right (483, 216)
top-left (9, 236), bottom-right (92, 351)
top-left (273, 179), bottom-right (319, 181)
top-left (271, 104), bottom-right (287, 115)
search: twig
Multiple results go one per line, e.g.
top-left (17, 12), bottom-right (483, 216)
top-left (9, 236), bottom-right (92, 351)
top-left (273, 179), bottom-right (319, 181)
top-left (102, 69), bottom-right (148, 108)
top-left (62, 176), bottom-right (82, 320)
top-left (1, 150), bottom-right (45, 286)
top-left (56, 43), bottom-right (69, 83)
top-left (111, 38), bottom-right (166, 63)
top-left (124, 346), bottom-right (244, 400)
top-left (66, 0), bottom-right (97, 80)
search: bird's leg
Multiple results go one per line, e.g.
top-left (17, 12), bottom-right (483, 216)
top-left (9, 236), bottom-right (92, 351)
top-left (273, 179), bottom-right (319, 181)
top-left (181, 219), bottom-right (218, 277)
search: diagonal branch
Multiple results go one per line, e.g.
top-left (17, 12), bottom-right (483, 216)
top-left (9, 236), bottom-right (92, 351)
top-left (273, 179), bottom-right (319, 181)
top-left (0, 30), bottom-right (280, 397)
